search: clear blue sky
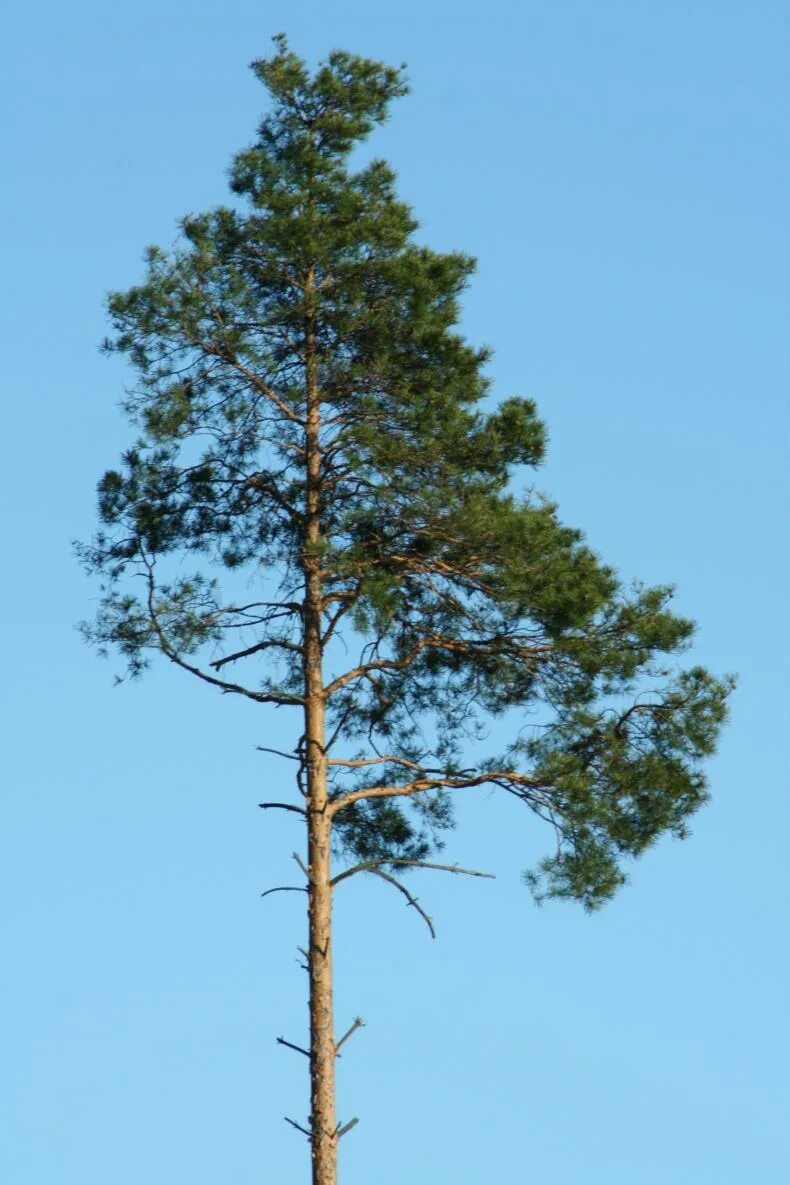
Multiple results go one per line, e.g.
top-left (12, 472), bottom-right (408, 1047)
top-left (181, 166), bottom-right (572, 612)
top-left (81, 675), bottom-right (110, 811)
top-left (2, 2), bottom-right (788, 1183)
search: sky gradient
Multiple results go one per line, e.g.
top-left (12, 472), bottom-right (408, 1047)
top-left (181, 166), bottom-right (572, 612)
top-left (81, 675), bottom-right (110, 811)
top-left (2, 3), bottom-right (788, 1183)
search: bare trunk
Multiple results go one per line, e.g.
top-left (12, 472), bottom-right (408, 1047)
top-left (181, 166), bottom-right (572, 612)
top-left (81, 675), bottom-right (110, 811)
top-left (302, 272), bottom-right (338, 1185)
top-left (306, 745), bottom-right (336, 1185)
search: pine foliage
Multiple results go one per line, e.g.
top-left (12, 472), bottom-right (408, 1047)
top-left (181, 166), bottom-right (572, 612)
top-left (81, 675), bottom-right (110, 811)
top-left (80, 38), bottom-right (732, 910)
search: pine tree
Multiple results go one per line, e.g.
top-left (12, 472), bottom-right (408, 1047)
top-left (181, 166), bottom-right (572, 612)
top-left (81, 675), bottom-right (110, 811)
top-left (79, 37), bottom-right (732, 1185)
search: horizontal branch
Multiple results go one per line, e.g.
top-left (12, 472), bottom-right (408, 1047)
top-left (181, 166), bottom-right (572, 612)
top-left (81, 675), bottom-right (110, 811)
top-left (292, 851), bottom-right (310, 879)
top-left (260, 885), bottom-right (308, 899)
top-left (331, 859), bottom-right (494, 887)
top-left (210, 636), bottom-right (303, 671)
top-left (284, 1116), bottom-right (312, 1140)
top-left (327, 754), bottom-right (443, 774)
top-left (257, 746), bottom-right (302, 763)
top-left (323, 632), bottom-right (552, 699)
top-left (329, 770), bottom-right (542, 816)
top-left (258, 801), bottom-right (307, 816)
top-left (276, 1036), bottom-right (310, 1058)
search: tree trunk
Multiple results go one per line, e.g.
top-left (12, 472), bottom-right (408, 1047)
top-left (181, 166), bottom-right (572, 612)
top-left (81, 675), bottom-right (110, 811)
top-left (305, 609), bottom-right (335, 1184)
top-left (306, 763), bottom-right (337, 1185)
top-left (303, 267), bottom-right (338, 1185)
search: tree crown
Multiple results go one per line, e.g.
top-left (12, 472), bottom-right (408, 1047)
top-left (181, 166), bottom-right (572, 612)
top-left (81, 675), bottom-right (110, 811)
top-left (80, 38), bottom-right (732, 909)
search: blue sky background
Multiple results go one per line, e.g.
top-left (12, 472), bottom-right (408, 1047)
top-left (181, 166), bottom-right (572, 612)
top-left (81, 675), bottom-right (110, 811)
top-left (2, 2), bottom-right (788, 1183)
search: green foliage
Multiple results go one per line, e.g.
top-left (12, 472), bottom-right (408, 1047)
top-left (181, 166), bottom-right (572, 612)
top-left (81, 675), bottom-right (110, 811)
top-left (79, 38), bottom-right (732, 907)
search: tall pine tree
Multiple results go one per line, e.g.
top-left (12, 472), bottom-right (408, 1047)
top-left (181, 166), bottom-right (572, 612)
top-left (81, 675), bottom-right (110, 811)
top-left (79, 38), bottom-right (732, 1185)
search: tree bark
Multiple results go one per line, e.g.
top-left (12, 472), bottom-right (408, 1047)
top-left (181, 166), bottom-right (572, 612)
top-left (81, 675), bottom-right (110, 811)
top-left (303, 270), bottom-right (338, 1185)
top-left (307, 767), bottom-right (336, 1185)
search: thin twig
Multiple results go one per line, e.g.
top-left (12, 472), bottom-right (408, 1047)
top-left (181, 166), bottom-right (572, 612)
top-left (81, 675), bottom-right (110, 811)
top-left (256, 746), bottom-right (302, 762)
top-left (141, 553), bottom-right (304, 708)
top-left (388, 859), bottom-right (495, 878)
top-left (261, 886), bottom-right (309, 899)
top-left (329, 768), bottom-right (543, 815)
top-left (358, 867), bottom-right (436, 938)
top-left (332, 859), bottom-right (494, 887)
top-left (284, 1116), bottom-right (312, 1139)
top-left (258, 801), bottom-right (307, 816)
top-left (335, 1017), bottom-right (365, 1056)
top-left (276, 1036), bottom-right (311, 1058)
top-left (292, 851), bottom-right (310, 879)
top-left (336, 1117), bottom-right (359, 1139)
top-left (210, 637), bottom-right (302, 671)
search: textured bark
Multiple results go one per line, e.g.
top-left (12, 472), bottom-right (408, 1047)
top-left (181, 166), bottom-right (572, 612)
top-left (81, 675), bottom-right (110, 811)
top-left (307, 788), bottom-right (336, 1185)
top-left (303, 274), bottom-right (338, 1185)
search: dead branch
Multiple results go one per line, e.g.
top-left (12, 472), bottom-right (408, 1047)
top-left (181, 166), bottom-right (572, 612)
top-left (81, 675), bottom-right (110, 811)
top-left (341, 866), bottom-right (435, 938)
top-left (332, 859), bottom-right (494, 887)
top-left (210, 636), bottom-right (302, 671)
top-left (276, 1036), bottom-right (311, 1058)
top-left (257, 746), bottom-right (302, 762)
top-left (142, 553), bottom-right (304, 707)
top-left (335, 1017), bottom-right (365, 1056)
top-left (284, 1116), bottom-right (312, 1139)
top-left (328, 754), bottom-right (435, 772)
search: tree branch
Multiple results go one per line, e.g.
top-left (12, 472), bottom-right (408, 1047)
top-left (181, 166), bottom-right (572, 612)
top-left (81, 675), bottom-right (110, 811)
top-left (322, 632), bottom-right (551, 699)
top-left (276, 1036), bottom-right (311, 1058)
top-left (335, 1016), bottom-right (365, 1056)
top-left (142, 554), bottom-right (305, 706)
top-left (210, 636), bottom-right (302, 671)
top-left (336, 865), bottom-right (435, 938)
top-left (257, 746), bottom-right (302, 762)
top-left (328, 754), bottom-right (436, 773)
top-left (329, 770), bottom-right (542, 816)
top-left (331, 860), bottom-right (494, 887)
top-left (292, 851), bottom-right (310, 879)
top-left (284, 1116), bottom-right (312, 1139)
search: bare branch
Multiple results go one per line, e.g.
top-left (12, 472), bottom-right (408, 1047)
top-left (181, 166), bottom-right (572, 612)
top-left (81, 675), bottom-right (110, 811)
top-left (259, 801), bottom-right (307, 816)
top-left (210, 637), bottom-right (302, 671)
top-left (257, 746), bottom-right (302, 762)
top-left (323, 631), bottom-right (554, 699)
top-left (141, 553), bottom-right (304, 707)
top-left (261, 886), bottom-right (309, 899)
top-left (284, 1116), bottom-right (312, 1139)
top-left (338, 865), bottom-right (435, 938)
top-left (328, 754), bottom-right (433, 772)
top-left (336, 1117), bottom-right (359, 1139)
top-left (332, 860), bottom-right (494, 887)
top-left (276, 1036), bottom-right (311, 1058)
top-left (335, 1017), bottom-right (365, 1056)
top-left (292, 851), bottom-right (310, 880)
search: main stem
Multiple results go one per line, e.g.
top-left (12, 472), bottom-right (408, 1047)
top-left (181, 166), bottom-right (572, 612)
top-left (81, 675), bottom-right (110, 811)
top-left (303, 271), bottom-right (338, 1185)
